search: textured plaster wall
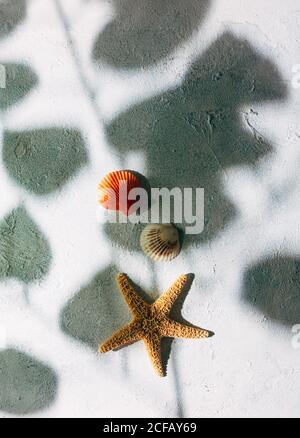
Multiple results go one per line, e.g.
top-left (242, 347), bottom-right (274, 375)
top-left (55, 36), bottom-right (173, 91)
top-left (0, 0), bottom-right (299, 418)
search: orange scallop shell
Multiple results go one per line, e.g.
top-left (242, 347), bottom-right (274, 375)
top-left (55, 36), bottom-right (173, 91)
top-left (98, 170), bottom-right (142, 216)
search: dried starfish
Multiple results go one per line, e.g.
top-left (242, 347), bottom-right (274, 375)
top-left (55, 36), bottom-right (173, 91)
top-left (99, 273), bottom-right (214, 376)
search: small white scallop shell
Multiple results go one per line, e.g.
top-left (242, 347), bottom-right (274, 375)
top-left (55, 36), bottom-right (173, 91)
top-left (140, 224), bottom-right (181, 262)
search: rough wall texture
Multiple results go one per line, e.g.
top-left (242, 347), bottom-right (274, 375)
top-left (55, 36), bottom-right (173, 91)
top-left (0, 0), bottom-right (299, 418)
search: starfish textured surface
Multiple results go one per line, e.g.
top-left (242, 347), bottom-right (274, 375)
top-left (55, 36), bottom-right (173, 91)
top-left (99, 273), bottom-right (214, 376)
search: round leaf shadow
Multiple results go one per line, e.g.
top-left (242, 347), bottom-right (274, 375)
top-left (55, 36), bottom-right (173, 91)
top-left (0, 349), bottom-right (58, 415)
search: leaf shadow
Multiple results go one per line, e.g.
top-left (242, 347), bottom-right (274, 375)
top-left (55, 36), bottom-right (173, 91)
top-left (2, 128), bottom-right (89, 196)
top-left (0, 205), bottom-right (52, 284)
top-left (105, 32), bottom-right (288, 250)
top-left (242, 255), bottom-right (300, 326)
top-left (93, 0), bottom-right (211, 69)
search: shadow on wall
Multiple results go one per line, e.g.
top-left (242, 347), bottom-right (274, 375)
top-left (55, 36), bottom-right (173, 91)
top-left (0, 349), bottom-right (58, 415)
top-left (60, 265), bottom-right (132, 350)
top-left (0, 206), bottom-right (52, 284)
top-left (105, 32), bottom-right (287, 250)
top-left (0, 51), bottom-right (88, 199)
top-left (242, 255), bottom-right (300, 326)
top-left (93, 0), bottom-right (211, 68)
top-left (60, 268), bottom-right (205, 376)
top-left (0, 0), bottom-right (26, 39)
top-left (0, 63), bottom-right (38, 111)
top-left (2, 128), bottom-right (88, 196)
top-left (161, 273), bottom-right (202, 375)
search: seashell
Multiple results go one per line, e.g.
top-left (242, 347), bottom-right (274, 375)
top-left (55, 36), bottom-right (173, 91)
top-left (98, 170), bottom-right (142, 216)
top-left (140, 224), bottom-right (181, 262)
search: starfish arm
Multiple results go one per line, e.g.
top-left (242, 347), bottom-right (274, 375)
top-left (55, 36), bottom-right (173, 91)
top-left (117, 273), bottom-right (148, 317)
top-left (162, 319), bottom-right (211, 339)
top-left (99, 321), bottom-right (142, 353)
top-left (154, 274), bottom-right (189, 316)
top-left (143, 334), bottom-right (164, 377)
